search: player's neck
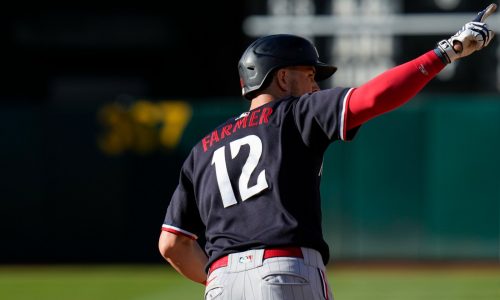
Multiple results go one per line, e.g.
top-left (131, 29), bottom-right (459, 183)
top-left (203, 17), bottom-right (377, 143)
top-left (249, 94), bottom-right (275, 110)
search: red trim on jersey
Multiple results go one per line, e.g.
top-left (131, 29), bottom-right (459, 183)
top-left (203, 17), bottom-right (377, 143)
top-left (340, 88), bottom-right (355, 141)
top-left (161, 225), bottom-right (197, 240)
top-left (345, 50), bottom-right (446, 130)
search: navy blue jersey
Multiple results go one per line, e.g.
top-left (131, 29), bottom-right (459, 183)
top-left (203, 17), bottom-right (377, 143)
top-left (163, 87), bottom-right (359, 270)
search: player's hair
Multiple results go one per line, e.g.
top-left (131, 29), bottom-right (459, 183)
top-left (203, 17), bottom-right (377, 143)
top-left (238, 34), bottom-right (337, 100)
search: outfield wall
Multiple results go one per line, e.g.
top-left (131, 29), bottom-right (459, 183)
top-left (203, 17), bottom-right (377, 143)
top-left (1, 94), bottom-right (498, 262)
top-left (320, 95), bottom-right (500, 260)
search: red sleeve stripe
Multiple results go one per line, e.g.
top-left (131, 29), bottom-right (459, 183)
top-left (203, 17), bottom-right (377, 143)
top-left (161, 224), bottom-right (198, 240)
top-left (340, 88), bottom-right (355, 141)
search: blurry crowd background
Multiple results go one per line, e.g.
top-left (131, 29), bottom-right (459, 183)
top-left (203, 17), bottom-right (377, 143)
top-left (1, 0), bottom-right (498, 265)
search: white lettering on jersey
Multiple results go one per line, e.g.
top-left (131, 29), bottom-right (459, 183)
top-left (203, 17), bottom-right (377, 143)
top-left (211, 135), bottom-right (269, 207)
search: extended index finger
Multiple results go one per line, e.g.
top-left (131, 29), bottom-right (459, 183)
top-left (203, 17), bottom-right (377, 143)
top-left (473, 3), bottom-right (497, 22)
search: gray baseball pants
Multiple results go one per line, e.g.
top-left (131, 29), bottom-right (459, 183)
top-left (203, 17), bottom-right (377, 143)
top-left (204, 247), bottom-right (333, 300)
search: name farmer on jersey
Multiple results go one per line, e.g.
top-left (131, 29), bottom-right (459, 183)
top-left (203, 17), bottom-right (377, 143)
top-left (202, 107), bottom-right (273, 152)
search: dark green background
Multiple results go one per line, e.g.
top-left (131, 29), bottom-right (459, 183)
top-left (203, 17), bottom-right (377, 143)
top-left (2, 94), bottom-right (498, 263)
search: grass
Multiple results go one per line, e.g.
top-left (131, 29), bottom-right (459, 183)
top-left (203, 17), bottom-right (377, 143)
top-left (0, 265), bottom-right (204, 300)
top-left (330, 263), bottom-right (500, 300)
top-left (0, 263), bottom-right (498, 300)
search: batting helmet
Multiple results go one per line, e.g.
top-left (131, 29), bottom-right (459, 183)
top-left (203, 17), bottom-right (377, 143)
top-left (238, 34), bottom-right (337, 99)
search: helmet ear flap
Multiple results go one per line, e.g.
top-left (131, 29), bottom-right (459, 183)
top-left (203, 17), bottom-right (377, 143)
top-left (245, 65), bottom-right (258, 80)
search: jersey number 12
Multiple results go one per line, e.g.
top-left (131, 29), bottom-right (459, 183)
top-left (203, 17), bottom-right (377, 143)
top-left (211, 135), bottom-right (268, 208)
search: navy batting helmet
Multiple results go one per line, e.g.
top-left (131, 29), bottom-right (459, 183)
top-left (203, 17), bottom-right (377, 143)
top-left (238, 34), bottom-right (337, 99)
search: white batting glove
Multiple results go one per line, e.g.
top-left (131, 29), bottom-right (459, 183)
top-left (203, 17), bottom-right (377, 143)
top-left (436, 3), bottom-right (496, 63)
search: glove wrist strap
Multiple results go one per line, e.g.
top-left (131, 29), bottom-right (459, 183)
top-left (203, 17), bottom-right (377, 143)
top-left (436, 39), bottom-right (457, 63)
top-left (433, 47), bottom-right (450, 65)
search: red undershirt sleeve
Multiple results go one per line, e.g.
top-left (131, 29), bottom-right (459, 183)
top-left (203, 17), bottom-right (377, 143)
top-left (345, 50), bottom-right (446, 131)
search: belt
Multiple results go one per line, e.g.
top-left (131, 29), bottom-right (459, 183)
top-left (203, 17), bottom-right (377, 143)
top-left (209, 247), bottom-right (303, 274)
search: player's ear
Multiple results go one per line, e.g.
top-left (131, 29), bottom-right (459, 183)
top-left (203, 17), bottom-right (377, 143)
top-left (275, 68), bottom-right (289, 92)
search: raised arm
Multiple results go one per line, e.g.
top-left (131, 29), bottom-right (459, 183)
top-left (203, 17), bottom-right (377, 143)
top-left (345, 4), bottom-right (496, 131)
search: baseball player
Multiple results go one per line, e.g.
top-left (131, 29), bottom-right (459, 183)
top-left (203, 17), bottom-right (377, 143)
top-left (159, 4), bottom-right (496, 300)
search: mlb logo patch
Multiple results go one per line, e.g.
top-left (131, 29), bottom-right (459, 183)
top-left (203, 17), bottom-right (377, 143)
top-left (239, 255), bottom-right (253, 264)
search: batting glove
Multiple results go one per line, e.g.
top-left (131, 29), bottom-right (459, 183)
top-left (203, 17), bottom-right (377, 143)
top-left (436, 3), bottom-right (496, 64)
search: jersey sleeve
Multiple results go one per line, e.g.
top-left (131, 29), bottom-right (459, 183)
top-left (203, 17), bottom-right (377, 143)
top-left (293, 87), bottom-right (360, 147)
top-left (345, 50), bottom-right (445, 130)
top-left (162, 152), bottom-right (204, 240)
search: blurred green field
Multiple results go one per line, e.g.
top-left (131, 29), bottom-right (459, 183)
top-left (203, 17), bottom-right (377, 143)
top-left (0, 264), bottom-right (499, 300)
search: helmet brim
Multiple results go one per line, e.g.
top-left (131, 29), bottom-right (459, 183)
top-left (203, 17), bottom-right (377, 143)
top-left (315, 63), bottom-right (337, 82)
